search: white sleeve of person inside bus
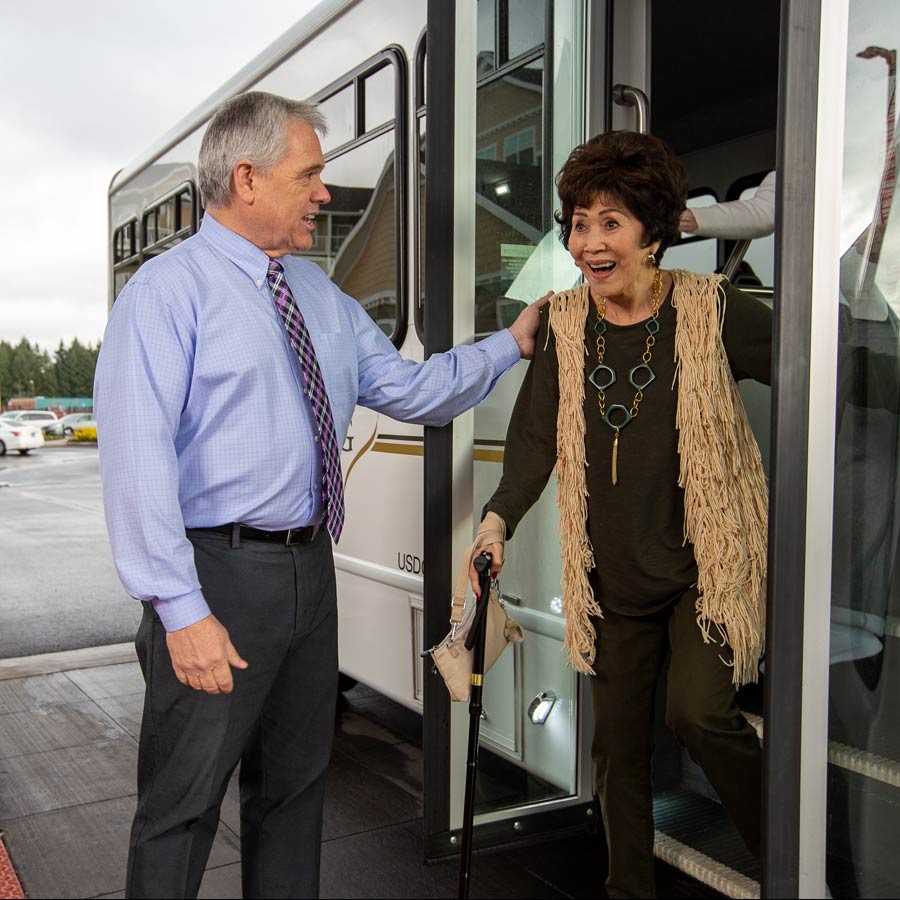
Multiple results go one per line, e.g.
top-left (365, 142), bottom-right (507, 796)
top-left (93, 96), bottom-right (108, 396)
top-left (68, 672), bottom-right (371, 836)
top-left (688, 170), bottom-right (777, 240)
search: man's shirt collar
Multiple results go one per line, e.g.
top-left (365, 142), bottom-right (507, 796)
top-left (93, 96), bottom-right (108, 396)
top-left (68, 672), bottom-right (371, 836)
top-left (198, 212), bottom-right (274, 286)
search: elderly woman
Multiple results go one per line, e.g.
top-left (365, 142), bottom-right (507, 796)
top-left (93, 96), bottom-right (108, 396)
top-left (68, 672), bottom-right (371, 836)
top-left (471, 131), bottom-right (771, 899)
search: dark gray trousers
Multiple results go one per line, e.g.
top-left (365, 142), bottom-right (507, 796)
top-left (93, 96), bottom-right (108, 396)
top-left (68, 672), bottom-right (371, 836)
top-left (126, 529), bottom-right (338, 900)
top-left (591, 589), bottom-right (762, 900)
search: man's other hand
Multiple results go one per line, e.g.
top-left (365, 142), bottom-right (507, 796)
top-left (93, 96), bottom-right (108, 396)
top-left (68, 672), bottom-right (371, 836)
top-left (166, 614), bottom-right (249, 694)
top-left (508, 291), bottom-right (553, 359)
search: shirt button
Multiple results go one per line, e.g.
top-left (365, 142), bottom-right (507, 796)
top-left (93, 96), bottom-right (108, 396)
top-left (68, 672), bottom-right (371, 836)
top-left (256, 279), bottom-right (263, 287)
top-left (314, 434), bottom-right (320, 443)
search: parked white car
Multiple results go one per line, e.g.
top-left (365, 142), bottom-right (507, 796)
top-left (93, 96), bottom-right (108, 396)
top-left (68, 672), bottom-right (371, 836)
top-left (0, 410), bottom-right (60, 433)
top-left (0, 421), bottom-right (44, 455)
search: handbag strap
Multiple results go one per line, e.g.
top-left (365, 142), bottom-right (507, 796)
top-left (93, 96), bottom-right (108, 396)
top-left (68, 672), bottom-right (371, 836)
top-left (450, 542), bottom-right (478, 625)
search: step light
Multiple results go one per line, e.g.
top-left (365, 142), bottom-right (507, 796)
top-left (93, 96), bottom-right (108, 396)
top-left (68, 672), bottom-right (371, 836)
top-left (527, 690), bottom-right (557, 724)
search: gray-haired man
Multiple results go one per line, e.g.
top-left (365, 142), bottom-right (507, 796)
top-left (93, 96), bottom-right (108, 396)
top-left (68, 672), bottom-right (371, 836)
top-left (95, 90), bottom-right (548, 898)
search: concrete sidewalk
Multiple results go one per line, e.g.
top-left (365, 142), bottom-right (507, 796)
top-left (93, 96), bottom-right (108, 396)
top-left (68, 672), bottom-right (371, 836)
top-left (0, 645), bottom-right (586, 899)
top-left (0, 646), bottom-right (720, 899)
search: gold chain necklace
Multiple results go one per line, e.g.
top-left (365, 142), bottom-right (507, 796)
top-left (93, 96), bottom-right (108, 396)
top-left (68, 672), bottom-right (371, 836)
top-left (588, 268), bottom-right (663, 485)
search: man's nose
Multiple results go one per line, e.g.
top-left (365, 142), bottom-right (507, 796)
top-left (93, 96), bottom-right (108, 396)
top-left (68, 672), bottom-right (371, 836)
top-left (314, 179), bottom-right (331, 205)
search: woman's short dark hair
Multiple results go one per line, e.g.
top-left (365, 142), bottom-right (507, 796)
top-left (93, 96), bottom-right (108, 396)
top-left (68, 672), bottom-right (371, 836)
top-left (554, 131), bottom-right (688, 263)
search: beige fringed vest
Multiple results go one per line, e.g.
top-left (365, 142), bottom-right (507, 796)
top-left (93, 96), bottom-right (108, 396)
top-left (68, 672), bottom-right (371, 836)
top-left (549, 270), bottom-right (768, 685)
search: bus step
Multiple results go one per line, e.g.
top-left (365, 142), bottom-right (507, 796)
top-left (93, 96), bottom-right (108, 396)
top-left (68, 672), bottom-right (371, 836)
top-left (653, 791), bottom-right (760, 899)
top-left (744, 712), bottom-right (900, 789)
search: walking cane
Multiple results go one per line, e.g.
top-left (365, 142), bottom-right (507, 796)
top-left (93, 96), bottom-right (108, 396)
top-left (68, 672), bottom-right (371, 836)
top-left (458, 550), bottom-right (492, 900)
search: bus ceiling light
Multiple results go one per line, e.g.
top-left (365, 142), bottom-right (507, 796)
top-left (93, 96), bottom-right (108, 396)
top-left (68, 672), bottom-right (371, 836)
top-left (494, 181), bottom-right (511, 196)
top-left (528, 690), bottom-right (557, 724)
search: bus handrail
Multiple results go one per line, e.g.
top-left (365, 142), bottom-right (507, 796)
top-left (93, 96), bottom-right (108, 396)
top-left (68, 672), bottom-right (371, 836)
top-left (722, 238), bottom-right (753, 282)
top-left (611, 83), bottom-right (650, 134)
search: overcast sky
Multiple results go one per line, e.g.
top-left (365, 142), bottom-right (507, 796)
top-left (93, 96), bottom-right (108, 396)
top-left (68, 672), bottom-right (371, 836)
top-left (0, 0), bottom-right (320, 351)
top-left (4, 1), bottom-right (896, 354)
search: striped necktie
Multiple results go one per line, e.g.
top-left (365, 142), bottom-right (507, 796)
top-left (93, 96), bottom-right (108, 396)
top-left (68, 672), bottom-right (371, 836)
top-left (267, 259), bottom-right (345, 542)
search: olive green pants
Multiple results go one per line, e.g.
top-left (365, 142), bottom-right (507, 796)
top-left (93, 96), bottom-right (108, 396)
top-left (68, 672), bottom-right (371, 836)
top-left (590, 589), bottom-right (762, 899)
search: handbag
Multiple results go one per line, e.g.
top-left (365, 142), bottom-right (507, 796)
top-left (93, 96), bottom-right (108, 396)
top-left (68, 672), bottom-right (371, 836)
top-left (426, 541), bottom-right (524, 701)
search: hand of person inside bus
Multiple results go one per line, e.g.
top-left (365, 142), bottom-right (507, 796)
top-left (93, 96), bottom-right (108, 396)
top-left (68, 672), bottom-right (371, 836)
top-left (679, 208), bottom-right (699, 233)
top-left (508, 291), bottom-right (553, 359)
top-left (166, 614), bottom-right (249, 694)
top-left (469, 511), bottom-right (507, 597)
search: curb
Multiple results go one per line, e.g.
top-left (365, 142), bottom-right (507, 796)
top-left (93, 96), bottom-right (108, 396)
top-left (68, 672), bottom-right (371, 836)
top-left (0, 643), bottom-right (137, 681)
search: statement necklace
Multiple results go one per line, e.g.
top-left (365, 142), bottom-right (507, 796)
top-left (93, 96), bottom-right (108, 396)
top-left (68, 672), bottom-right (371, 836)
top-left (588, 268), bottom-right (663, 485)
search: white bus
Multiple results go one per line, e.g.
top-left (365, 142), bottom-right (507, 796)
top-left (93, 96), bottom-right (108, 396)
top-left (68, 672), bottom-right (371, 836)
top-left (108, 1), bottom-right (900, 896)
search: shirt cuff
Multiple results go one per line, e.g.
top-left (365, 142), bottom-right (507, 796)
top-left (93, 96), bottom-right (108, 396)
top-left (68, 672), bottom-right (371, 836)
top-left (479, 328), bottom-right (521, 371)
top-left (690, 206), bottom-right (711, 235)
top-left (151, 590), bottom-right (211, 632)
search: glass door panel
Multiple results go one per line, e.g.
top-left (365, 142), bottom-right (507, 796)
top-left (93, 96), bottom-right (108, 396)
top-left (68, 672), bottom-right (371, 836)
top-left (828, 2), bottom-right (900, 896)
top-left (462, 0), bottom-right (587, 822)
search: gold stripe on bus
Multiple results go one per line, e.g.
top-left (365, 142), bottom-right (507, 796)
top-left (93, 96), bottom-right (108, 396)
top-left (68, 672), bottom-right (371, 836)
top-left (371, 443), bottom-right (504, 463)
top-left (343, 416), bottom-right (379, 486)
top-left (371, 441), bottom-right (424, 456)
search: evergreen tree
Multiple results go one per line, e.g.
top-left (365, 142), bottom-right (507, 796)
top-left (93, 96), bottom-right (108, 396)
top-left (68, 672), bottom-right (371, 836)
top-left (0, 337), bottom-right (101, 407)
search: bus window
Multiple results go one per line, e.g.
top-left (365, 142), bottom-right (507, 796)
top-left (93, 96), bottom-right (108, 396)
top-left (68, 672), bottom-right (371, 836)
top-left (316, 132), bottom-right (398, 331)
top-left (474, 28), bottom-right (546, 338)
top-left (363, 63), bottom-right (394, 132)
top-left (143, 208), bottom-right (158, 248)
top-left (477, 0), bottom-right (544, 69)
top-left (507, 0), bottom-right (545, 61)
top-left (413, 31), bottom-right (426, 343)
top-left (317, 86), bottom-right (355, 155)
top-left (113, 219), bottom-right (137, 265)
top-left (112, 218), bottom-right (140, 300)
top-left (141, 184), bottom-right (197, 260)
top-left (476, 0), bottom-right (495, 66)
top-left (304, 50), bottom-right (407, 346)
top-left (157, 197), bottom-right (176, 243)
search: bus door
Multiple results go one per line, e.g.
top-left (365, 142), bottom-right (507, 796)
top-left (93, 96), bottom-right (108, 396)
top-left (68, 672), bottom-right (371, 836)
top-left (606, 1), bottom-right (900, 897)
top-left (422, 0), bottom-right (596, 860)
top-left (424, 0), bottom-right (783, 884)
top-left (604, 1), bottom-right (781, 894)
top-left (780, 0), bottom-right (900, 896)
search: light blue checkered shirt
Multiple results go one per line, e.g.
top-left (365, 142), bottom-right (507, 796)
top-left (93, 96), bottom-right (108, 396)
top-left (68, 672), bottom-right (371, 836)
top-left (95, 213), bottom-right (519, 631)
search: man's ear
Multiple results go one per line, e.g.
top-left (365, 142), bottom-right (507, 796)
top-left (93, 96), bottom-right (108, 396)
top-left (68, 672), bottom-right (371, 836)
top-left (231, 159), bottom-right (257, 205)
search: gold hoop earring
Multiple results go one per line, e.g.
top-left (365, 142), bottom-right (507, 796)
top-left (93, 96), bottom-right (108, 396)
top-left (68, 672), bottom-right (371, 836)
top-left (647, 251), bottom-right (657, 266)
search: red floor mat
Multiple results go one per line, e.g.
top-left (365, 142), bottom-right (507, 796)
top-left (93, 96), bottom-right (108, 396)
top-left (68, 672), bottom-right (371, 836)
top-left (0, 836), bottom-right (24, 900)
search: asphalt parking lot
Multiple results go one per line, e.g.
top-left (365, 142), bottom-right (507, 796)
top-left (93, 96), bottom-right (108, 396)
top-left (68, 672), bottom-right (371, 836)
top-left (0, 444), bottom-right (140, 658)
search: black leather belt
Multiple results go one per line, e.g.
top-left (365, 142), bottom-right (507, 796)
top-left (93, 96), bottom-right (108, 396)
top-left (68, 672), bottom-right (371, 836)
top-left (195, 523), bottom-right (321, 545)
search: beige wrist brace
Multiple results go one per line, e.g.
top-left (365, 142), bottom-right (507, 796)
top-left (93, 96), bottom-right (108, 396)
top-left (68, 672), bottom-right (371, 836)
top-left (474, 511), bottom-right (506, 553)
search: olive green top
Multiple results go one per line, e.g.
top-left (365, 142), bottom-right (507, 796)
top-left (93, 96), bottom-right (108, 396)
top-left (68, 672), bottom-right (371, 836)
top-left (485, 281), bottom-right (773, 616)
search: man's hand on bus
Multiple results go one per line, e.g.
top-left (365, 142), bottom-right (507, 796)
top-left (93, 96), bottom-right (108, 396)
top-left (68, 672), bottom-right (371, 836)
top-left (166, 614), bottom-right (249, 694)
top-left (508, 291), bottom-right (553, 359)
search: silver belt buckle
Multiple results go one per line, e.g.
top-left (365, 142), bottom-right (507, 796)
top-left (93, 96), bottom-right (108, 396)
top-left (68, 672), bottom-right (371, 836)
top-left (285, 528), bottom-right (294, 545)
